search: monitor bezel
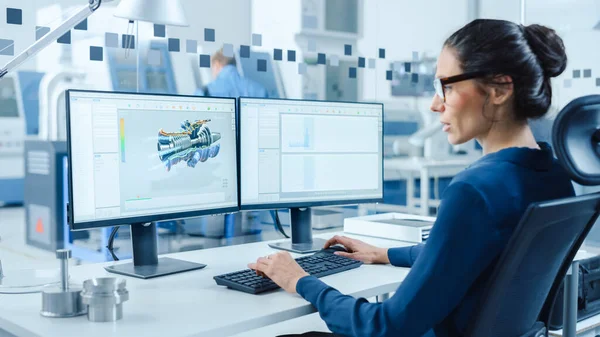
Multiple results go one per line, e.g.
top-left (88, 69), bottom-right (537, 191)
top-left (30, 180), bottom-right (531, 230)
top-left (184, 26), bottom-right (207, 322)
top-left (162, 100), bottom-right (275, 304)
top-left (237, 96), bottom-right (384, 211)
top-left (66, 89), bottom-right (239, 231)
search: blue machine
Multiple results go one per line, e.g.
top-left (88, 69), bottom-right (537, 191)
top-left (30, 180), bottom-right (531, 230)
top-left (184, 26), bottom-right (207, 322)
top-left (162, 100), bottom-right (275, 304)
top-left (0, 74), bottom-right (27, 205)
top-left (17, 71), bottom-right (45, 135)
top-left (237, 50), bottom-right (284, 99)
top-left (390, 58), bottom-right (436, 97)
top-left (107, 41), bottom-right (177, 94)
top-left (24, 141), bottom-right (69, 251)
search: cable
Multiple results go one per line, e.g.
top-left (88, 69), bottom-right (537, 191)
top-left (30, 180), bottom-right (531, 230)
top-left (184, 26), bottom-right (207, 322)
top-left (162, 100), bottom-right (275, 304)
top-left (107, 226), bottom-right (120, 261)
top-left (90, 0), bottom-right (102, 11)
top-left (270, 210), bottom-right (289, 238)
top-left (124, 20), bottom-right (135, 59)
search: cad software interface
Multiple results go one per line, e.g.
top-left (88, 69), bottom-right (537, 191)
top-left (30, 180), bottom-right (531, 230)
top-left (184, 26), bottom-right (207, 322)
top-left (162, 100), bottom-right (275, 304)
top-left (69, 91), bottom-right (238, 224)
top-left (240, 98), bottom-right (383, 207)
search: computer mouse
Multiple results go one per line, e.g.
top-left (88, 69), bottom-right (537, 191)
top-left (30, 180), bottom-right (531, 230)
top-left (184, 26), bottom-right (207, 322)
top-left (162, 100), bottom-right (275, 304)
top-left (322, 245), bottom-right (349, 254)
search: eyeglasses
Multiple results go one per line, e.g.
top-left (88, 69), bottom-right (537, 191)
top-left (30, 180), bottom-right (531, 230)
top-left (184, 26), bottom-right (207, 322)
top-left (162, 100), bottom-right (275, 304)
top-left (433, 71), bottom-right (488, 102)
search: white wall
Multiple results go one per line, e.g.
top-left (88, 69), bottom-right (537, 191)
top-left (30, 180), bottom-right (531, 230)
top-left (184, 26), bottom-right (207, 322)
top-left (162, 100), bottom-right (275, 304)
top-left (480, 0), bottom-right (600, 115)
top-left (0, 0), bottom-right (251, 94)
top-left (251, 0), bottom-right (303, 99)
top-left (479, 0), bottom-right (521, 22)
top-left (3, 0), bottom-right (597, 104)
top-left (357, 0), bottom-right (469, 103)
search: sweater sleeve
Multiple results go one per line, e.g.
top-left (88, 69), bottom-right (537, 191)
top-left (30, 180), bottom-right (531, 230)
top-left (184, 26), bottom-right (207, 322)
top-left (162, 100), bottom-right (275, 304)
top-left (387, 244), bottom-right (425, 267)
top-left (296, 182), bottom-right (503, 337)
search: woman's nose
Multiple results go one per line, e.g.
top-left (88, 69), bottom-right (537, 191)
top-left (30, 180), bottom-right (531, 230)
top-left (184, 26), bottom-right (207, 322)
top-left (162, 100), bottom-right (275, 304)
top-left (430, 94), bottom-right (444, 113)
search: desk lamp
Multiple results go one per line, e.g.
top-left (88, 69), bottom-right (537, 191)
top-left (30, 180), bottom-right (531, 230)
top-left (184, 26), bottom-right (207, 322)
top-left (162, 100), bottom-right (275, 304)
top-left (113, 0), bottom-right (188, 91)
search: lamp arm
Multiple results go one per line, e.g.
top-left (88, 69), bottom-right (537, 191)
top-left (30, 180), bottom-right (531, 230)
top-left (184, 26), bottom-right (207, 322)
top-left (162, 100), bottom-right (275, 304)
top-left (0, 0), bottom-right (113, 80)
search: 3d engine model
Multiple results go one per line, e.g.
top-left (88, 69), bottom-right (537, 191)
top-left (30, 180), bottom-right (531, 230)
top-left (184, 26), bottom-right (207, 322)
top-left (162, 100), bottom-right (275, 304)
top-left (157, 119), bottom-right (221, 171)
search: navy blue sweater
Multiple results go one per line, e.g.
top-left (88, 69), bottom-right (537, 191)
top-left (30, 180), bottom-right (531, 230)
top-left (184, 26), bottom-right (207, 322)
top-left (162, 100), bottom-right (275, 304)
top-left (296, 143), bottom-right (575, 337)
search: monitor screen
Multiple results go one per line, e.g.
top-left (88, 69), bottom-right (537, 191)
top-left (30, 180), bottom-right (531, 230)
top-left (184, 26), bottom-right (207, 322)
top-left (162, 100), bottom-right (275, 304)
top-left (0, 77), bottom-right (20, 117)
top-left (67, 90), bottom-right (238, 229)
top-left (239, 98), bottom-right (383, 209)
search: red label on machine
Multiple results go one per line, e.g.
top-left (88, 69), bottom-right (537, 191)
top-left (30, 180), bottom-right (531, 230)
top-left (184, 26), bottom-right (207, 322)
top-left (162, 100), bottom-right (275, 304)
top-left (35, 218), bottom-right (44, 233)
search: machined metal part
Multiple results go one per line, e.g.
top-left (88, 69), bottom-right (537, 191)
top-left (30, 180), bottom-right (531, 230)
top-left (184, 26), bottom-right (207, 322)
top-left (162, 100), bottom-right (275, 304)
top-left (81, 278), bottom-right (129, 322)
top-left (157, 119), bottom-right (222, 171)
top-left (40, 249), bottom-right (87, 318)
top-left (56, 249), bottom-right (70, 291)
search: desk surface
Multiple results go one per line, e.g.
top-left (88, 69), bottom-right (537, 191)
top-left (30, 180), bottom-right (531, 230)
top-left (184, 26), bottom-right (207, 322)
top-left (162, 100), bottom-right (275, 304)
top-left (3, 234), bottom-right (594, 337)
top-left (549, 314), bottom-right (600, 337)
top-left (0, 233), bottom-right (411, 337)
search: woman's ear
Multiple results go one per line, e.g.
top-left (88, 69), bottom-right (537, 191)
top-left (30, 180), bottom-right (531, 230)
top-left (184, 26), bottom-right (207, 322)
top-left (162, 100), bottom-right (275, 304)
top-left (489, 75), bottom-right (514, 105)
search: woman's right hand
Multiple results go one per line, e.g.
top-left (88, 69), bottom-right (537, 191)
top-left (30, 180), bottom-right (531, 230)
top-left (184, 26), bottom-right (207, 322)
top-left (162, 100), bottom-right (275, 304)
top-left (324, 235), bottom-right (390, 265)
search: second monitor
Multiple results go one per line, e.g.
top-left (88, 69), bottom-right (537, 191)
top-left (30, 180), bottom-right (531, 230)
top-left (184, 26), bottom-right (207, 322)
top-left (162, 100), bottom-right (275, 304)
top-left (239, 98), bottom-right (384, 253)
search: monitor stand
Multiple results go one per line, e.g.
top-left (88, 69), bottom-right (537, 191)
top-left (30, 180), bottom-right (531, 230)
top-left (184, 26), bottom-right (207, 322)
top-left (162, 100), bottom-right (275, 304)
top-left (104, 222), bottom-right (206, 279)
top-left (268, 208), bottom-right (327, 254)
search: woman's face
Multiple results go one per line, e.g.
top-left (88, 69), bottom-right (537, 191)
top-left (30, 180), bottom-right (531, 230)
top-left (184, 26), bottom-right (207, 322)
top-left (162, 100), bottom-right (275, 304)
top-left (431, 47), bottom-right (493, 145)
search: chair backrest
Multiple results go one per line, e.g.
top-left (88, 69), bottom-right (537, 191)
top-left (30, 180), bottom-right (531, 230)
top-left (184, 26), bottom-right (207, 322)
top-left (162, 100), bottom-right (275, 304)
top-left (465, 193), bottom-right (600, 337)
top-left (466, 95), bottom-right (600, 337)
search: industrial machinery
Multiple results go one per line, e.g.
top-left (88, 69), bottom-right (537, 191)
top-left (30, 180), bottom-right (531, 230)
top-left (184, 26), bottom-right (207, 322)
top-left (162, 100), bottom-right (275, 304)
top-left (157, 119), bottom-right (221, 171)
top-left (0, 74), bottom-right (26, 205)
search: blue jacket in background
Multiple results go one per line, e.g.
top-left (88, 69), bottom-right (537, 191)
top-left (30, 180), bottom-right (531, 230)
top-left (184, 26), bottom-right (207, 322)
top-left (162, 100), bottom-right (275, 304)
top-left (296, 142), bottom-right (575, 337)
top-left (196, 65), bottom-right (268, 98)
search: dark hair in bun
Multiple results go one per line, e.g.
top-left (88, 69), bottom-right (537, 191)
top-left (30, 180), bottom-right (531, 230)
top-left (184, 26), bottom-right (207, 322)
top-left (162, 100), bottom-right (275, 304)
top-left (444, 19), bottom-right (567, 120)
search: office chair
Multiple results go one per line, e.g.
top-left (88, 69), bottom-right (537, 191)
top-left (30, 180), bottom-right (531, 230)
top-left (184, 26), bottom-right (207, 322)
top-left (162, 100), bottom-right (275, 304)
top-left (464, 95), bottom-right (600, 337)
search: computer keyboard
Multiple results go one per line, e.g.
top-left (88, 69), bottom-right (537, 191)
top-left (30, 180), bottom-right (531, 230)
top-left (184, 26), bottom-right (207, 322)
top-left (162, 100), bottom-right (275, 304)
top-left (213, 248), bottom-right (363, 294)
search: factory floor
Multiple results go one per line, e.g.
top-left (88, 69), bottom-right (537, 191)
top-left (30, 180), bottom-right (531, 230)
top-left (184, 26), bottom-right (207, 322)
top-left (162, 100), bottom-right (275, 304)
top-left (0, 206), bottom-right (63, 271)
top-left (5, 204), bottom-right (600, 278)
top-left (0, 206), bottom-right (340, 274)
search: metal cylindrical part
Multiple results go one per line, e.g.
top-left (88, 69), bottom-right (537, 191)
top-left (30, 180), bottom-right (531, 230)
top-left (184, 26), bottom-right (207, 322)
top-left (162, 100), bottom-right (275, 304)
top-left (87, 304), bottom-right (123, 322)
top-left (81, 277), bottom-right (128, 322)
top-left (40, 286), bottom-right (87, 317)
top-left (40, 249), bottom-right (86, 318)
top-left (60, 258), bottom-right (68, 291)
top-left (55, 249), bottom-right (71, 291)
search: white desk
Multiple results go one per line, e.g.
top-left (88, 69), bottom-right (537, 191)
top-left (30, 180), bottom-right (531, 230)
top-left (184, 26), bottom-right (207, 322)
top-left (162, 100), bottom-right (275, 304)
top-left (232, 313), bottom-right (330, 337)
top-left (0, 233), bottom-right (411, 337)
top-left (549, 314), bottom-right (600, 337)
top-left (384, 157), bottom-right (477, 215)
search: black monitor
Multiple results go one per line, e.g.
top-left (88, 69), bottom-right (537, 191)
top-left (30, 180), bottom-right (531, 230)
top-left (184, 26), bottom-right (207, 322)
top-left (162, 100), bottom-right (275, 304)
top-left (238, 97), bottom-right (384, 253)
top-left (66, 90), bottom-right (238, 278)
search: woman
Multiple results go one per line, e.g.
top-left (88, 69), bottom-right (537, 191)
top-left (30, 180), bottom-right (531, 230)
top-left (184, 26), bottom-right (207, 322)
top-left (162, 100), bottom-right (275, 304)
top-left (248, 19), bottom-right (575, 337)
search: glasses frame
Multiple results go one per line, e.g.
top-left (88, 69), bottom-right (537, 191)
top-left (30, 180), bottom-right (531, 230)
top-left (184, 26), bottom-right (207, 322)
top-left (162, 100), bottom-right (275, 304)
top-left (433, 71), bottom-right (488, 102)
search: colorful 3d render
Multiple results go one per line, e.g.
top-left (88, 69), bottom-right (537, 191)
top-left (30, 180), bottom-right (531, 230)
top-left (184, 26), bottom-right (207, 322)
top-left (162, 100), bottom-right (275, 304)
top-left (157, 119), bottom-right (221, 171)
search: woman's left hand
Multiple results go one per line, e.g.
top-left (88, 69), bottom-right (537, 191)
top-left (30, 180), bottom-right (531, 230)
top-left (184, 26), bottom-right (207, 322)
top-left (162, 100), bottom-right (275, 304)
top-left (248, 251), bottom-right (309, 294)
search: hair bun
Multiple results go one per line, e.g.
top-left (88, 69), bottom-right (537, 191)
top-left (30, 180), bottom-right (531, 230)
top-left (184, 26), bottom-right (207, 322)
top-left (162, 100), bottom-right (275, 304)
top-left (523, 24), bottom-right (567, 78)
